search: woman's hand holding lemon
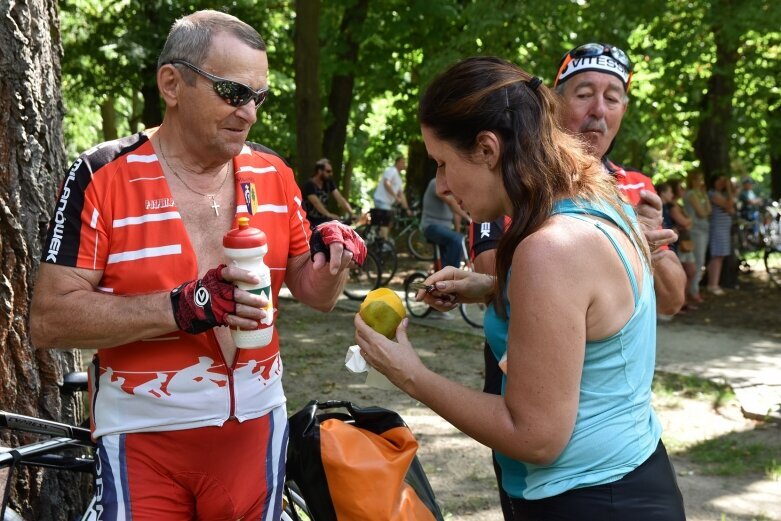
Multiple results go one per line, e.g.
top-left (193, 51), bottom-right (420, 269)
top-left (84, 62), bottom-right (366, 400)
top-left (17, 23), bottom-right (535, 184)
top-left (355, 288), bottom-right (427, 393)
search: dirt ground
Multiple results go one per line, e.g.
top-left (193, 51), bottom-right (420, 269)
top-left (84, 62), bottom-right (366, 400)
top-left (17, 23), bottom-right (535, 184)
top-left (277, 257), bottom-right (781, 521)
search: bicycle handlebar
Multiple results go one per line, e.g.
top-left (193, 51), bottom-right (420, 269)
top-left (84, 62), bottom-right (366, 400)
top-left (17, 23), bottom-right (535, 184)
top-left (0, 411), bottom-right (92, 445)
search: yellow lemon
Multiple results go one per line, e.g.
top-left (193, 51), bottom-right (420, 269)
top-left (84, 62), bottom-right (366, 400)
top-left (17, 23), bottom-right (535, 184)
top-left (359, 288), bottom-right (406, 339)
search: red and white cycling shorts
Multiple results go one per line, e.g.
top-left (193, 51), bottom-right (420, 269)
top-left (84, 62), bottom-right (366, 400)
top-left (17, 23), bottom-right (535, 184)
top-left (95, 405), bottom-right (287, 520)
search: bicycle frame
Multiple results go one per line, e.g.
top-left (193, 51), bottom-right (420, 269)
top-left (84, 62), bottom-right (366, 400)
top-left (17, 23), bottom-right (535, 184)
top-left (1, 411), bottom-right (95, 521)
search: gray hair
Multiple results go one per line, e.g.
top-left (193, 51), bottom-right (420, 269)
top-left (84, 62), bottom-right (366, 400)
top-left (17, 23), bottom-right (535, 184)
top-left (157, 10), bottom-right (266, 84)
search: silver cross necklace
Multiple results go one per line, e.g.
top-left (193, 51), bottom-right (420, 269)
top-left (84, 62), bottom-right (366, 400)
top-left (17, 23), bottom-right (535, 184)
top-left (157, 138), bottom-right (230, 216)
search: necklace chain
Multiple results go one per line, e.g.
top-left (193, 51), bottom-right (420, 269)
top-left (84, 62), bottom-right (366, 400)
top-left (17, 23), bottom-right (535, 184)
top-left (157, 137), bottom-right (230, 215)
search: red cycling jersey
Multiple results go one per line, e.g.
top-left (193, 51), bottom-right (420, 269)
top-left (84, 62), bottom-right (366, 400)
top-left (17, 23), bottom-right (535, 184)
top-left (41, 128), bottom-right (311, 438)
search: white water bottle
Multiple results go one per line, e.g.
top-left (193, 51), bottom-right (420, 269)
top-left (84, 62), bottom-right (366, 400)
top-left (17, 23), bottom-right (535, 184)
top-left (223, 217), bottom-right (273, 348)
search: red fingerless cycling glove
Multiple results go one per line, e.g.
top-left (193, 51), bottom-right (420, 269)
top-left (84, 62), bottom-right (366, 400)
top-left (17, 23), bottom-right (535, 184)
top-left (170, 265), bottom-right (236, 334)
top-left (309, 221), bottom-right (367, 266)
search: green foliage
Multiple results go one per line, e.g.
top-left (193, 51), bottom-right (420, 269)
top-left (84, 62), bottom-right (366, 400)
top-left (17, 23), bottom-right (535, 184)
top-left (59, 0), bottom-right (780, 197)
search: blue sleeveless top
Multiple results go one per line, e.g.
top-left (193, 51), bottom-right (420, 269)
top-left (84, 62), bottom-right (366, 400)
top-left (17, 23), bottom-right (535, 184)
top-left (484, 197), bottom-right (661, 500)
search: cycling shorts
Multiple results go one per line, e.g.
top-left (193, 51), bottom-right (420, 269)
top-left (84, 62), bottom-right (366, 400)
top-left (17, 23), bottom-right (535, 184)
top-left (95, 405), bottom-right (287, 521)
top-left (370, 208), bottom-right (394, 227)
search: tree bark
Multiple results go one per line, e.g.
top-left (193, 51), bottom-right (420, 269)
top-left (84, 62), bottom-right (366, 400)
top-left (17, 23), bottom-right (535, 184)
top-left (693, 0), bottom-right (739, 183)
top-left (0, 1), bottom-right (86, 519)
top-left (322, 0), bottom-right (369, 188)
top-left (406, 139), bottom-right (435, 205)
top-left (140, 69), bottom-right (163, 129)
top-left (769, 100), bottom-right (781, 201)
top-left (293, 0), bottom-right (322, 182)
top-left (101, 96), bottom-right (118, 141)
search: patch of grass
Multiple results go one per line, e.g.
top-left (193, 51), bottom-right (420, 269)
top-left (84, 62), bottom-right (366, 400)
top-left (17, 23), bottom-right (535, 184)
top-left (766, 458), bottom-right (781, 481)
top-left (687, 434), bottom-right (780, 477)
top-left (653, 371), bottom-right (735, 408)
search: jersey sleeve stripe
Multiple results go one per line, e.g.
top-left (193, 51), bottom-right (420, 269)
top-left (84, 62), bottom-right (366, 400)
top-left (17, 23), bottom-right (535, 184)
top-left (129, 176), bottom-right (166, 183)
top-left (235, 204), bottom-right (288, 214)
top-left (113, 211), bottom-right (182, 228)
top-left (238, 165), bottom-right (278, 175)
top-left (126, 154), bottom-right (158, 164)
top-left (107, 244), bottom-right (182, 264)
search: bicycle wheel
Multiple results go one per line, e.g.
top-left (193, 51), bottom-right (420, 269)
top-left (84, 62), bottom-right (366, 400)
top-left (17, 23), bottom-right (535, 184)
top-left (375, 239), bottom-right (398, 285)
top-left (282, 481), bottom-right (311, 521)
top-left (404, 273), bottom-right (432, 318)
top-left (460, 301), bottom-right (486, 329)
top-left (764, 247), bottom-right (781, 287)
top-left (407, 228), bottom-right (435, 261)
top-left (343, 250), bottom-right (381, 300)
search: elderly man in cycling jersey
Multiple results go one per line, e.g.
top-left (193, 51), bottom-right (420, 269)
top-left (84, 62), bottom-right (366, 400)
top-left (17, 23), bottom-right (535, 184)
top-left (30, 10), bottom-right (364, 520)
top-left (554, 42), bottom-right (685, 315)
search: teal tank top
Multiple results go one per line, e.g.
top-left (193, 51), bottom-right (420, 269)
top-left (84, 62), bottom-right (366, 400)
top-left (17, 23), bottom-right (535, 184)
top-left (483, 197), bottom-right (662, 500)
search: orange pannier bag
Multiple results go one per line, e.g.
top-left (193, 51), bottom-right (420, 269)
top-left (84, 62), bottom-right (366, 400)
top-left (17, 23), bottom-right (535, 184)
top-left (286, 400), bottom-right (444, 521)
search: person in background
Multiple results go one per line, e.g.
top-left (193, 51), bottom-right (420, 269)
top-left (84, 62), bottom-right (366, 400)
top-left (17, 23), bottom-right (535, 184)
top-left (29, 10), bottom-right (364, 519)
top-left (706, 174), bottom-right (736, 295)
top-left (357, 56), bottom-right (685, 520)
top-left (667, 178), bottom-right (697, 310)
top-left (421, 177), bottom-right (471, 269)
top-left (372, 156), bottom-right (412, 239)
top-left (683, 169), bottom-right (711, 305)
top-left (738, 176), bottom-right (763, 231)
top-left (658, 180), bottom-right (695, 312)
top-left (553, 42), bottom-right (686, 316)
top-left (301, 157), bottom-right (354, 229)
top-left (468, 215), bottom-right (513, 516)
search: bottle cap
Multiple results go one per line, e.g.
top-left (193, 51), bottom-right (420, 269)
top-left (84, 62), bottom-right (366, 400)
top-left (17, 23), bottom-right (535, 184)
top-left (223, 217), bottom-right (267, 249)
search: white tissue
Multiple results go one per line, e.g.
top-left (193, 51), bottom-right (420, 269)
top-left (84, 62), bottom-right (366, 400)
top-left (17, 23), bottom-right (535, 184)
top-left (345, 345), bottom-right (368, 373)
top-left (344, 345), bottom-right (397, 390)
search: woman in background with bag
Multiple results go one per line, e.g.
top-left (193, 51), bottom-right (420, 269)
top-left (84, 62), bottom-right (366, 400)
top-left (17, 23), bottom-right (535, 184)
top-left (355, 57), bottom-right (685, 520)
top-left (660, 179), bottom-right (697, 311)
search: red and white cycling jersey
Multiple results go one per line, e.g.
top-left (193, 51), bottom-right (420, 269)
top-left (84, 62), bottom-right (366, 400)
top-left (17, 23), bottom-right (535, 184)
top-left (41, 129), bottom-right (311, 438)
top-left (603, 157), bottom-right (656, 206)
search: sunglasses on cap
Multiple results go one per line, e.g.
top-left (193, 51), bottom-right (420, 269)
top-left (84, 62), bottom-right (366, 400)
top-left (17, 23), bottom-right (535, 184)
top-left (567, 43), bottom-right (633, 72)
top-left (168, 60), bottom-right (269, 110)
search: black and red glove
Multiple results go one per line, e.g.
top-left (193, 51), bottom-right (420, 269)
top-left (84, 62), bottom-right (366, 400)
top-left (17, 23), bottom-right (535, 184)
top-left (309, 221), bottom-right (367, 266)
top-left (170, 265), bottom-right (236, 334)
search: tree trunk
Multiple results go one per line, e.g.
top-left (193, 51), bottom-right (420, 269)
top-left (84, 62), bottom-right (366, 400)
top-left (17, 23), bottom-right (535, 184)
top-left (140, 71), bottom-right (163, 129)
top-left (769, 101), bottom-right (781, 201)
top-left (693, 0), bottom-right (739, 183)
top-left (293, 0), bottom-right (322, 182)
top-left (0, 1), bottom-right (86, 519)
top-left (322, 0), bottom-right (369, 187)
top-left (100, 96), bottom-right (118, 141)
top-left (406, 139), bottom-right (435, 205)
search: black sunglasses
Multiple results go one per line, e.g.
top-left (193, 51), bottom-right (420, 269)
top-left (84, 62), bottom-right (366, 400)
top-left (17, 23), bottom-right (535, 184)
top-left (168, 60), bottom-right (269, 110)
top-left (566, 43), bottom-right (633, 72)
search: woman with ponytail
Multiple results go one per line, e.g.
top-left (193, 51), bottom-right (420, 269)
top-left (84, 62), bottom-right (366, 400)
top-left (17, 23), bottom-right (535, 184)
top-left (355, 57), bottom-right (685, 520)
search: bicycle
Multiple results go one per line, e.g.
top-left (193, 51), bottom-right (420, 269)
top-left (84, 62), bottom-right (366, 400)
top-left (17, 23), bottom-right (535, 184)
top-left (388, 202), bottom-right (435, 261)
top-left (1, 373), bottom-right (312, 521)
top-left (354, 212), bottom-right (399, 287)
top-left (1, 386), bottom-right (97, 521)
top-left (327, 215), bottom-right (383, 301)
top-left (402, 238), bottom-right (485, 328)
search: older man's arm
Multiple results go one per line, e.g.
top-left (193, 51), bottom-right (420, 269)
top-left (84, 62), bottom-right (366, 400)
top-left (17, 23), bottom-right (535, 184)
top-left (650, 247), bottom-right (686, 315)
top-left (636, 190), bottom-right (686, 315)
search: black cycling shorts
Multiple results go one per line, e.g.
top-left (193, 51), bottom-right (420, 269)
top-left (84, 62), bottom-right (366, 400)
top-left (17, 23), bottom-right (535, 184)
top-left (370, 208), bottom-right (393, 227)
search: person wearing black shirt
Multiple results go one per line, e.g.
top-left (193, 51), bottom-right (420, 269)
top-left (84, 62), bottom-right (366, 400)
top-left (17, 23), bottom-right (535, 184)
top-left (301, 158), bottom-right (354, 228)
